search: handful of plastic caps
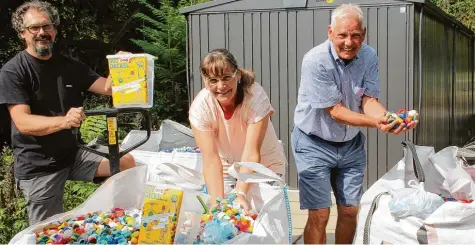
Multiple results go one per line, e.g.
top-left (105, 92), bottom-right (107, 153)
top-left (383, 109), bottom-right (419, 128)
top-left (193, 193), bottom-right (257, 244)
top-left (35, 208), bottom-right (141, 244)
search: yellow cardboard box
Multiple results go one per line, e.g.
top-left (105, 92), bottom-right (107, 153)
top-left (138, 183), bottom-right (183, 244)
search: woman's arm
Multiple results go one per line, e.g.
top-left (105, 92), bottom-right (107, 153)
top-left (191, 125), bottom-right (224, 206)
top-left (235, 112), bottom-right (271, 199)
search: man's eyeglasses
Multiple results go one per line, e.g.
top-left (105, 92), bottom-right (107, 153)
top-left (24, 23), bottom-right (55, 34)
top-left (206, 70), bottom-right (238, 87)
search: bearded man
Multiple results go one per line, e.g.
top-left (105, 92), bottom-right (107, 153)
top-left (0, 0), bottom-right (136, 225)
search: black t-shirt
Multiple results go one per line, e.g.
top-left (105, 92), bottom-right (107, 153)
top-left (0, 50), bottom-right (100, 179)
top-left (0, 104), bottom-right (10, 146)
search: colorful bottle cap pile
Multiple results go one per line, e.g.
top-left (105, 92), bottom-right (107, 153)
top-left (193, 193), bottom-right (257, 244)
top-left (439, 194), bottom-right (473, 204)
top-left (35, 208), bottom-right (141, 244)
top-left (383, 109), bottom-right (419, 128)
top-left (160, 146), bottom-right (201, 153)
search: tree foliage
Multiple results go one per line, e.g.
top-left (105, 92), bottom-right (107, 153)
top-left (130, 0), bottom-right (210, 128)
top-left (431, 0), bottom-right (475, 31)
top-left (0, 147), bottom-right (28, 243)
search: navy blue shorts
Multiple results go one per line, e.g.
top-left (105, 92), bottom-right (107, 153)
top-left (291, 126), bottom-right (366, 209)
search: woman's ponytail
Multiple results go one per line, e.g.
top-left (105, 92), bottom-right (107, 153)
top-left (235, 68), bottom-right (255, 106)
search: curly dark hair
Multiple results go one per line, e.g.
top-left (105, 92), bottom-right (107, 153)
top-left (11, 0), bottom-right (60, 34)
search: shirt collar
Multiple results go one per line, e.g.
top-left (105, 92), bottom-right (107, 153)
top-left (328, 39), bottom-right (360, 64)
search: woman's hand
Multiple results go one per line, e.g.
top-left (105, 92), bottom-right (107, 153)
top-left (236, 192), bottom-right (252, 215)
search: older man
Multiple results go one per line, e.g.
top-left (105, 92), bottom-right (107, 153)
top-left (291, 3), bottom-right (418, 244)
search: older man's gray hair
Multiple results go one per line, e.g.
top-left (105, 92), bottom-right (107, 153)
top-left (330, 4), bottom-right (365, 30)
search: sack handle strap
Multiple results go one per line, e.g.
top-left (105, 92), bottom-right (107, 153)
top-left (402, 141), bottom-right (426, 183)
top-left (228, 162), bottom-right (285, 187)
top-left (363, 192), bottom-right (389, 245)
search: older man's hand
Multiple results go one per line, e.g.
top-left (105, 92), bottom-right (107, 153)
top-left (391, 120), bottom-right (418, 135)
top-left (375, 115), bottom-right (418, 135)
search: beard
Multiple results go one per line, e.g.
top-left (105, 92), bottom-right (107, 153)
top-left (33, 34), bottom-right (54, 57)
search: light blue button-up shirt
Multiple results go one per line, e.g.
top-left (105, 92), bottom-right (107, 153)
top-left (294, 39), bottom-right (380, 142)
